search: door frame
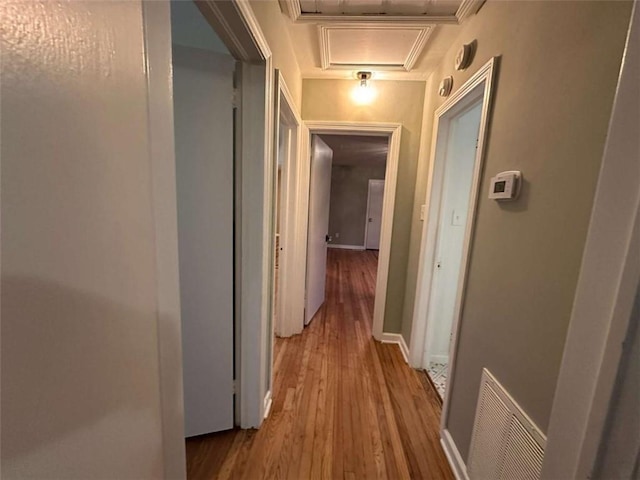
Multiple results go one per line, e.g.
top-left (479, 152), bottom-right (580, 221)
top-left (273, 73), bottom-right (303, 338)
top-left (408, 58), bottom-right (499, 434)
top-left (302, 122), bottom-right (402, 340)
top-left (364, 179), bottom-right (385, 250)
top-left (417, 99), bottom-right (485, 371)
top-left (143, 3), bottom-right (275, 475)
top-left (199, 0), bottom-right (276, 431)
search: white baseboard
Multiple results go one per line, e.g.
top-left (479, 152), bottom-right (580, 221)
top-left (430, 354), bottom-right (449, 364)
top-left (380, 332), bottom-right (409, 364)
top-left (327, 244), bottom-right (366, 250)
top-left (441, 429), bottom-right (469, 480)
top-left (263, 390), bottom-right (272, 420)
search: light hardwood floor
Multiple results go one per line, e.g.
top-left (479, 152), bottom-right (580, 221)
top-left (186, 249), bottom-right (453, 479)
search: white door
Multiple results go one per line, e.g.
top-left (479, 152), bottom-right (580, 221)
top-left (305, 135), bottom-right (333, 325)
top-left (423, 101), bottom-right (483, 369)
top-left (365, 180), bottom-right (385, 250)
top-left (173, 46), bottom-right (235, 436)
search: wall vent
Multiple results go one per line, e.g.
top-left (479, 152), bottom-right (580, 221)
top-left (468, 369), bottom-right (546, 480)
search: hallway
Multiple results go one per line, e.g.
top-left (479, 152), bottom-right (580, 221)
top-left (186, 249), bottom-right (453, 479)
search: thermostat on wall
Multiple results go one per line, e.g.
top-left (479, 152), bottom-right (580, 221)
top-left (488, 170), bottom-right (522, 201)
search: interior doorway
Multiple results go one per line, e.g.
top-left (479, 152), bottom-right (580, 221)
top-left (305, 133), bottom-right (391, 325)
top-left (302, 124), bottom-right (401, 339)
top-left (167, 0), bottom-right (276, 444)
top-left (170, 0), bottom-right (235, 437)
top-left (409, 58), bottom-right (498, 425)
top-left (146, 0), bottom-right (274, 474)
top-left (270, 76), bottom-right (302, 418)
top-left (423, 100), bottom-right (483, 399)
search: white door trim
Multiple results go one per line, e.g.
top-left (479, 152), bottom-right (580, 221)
top-left (141, 3), bottom-right (187, 477)
top-left (364, 179), bottom-right (385, 250)
top-left (200, 0), bottom-right (275, 430)
top-left (274, 73), bottom-right (303, 338)
top-left (407, 58), bottom-right (500, 434)
top-left (303, 122), bottom-right (402, 340)
top-left (441, 428), bottom-right (471, 480)
top-left (541, 5), bottom-right (639, 478)
top-left (146, 5), bottom-right (275, 464)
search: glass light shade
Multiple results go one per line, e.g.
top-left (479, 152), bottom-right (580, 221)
top-left (351, 83), bottom-right (376, 105)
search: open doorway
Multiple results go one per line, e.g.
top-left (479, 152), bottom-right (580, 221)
top-left (166, 0), bottom-right (276, 469)
top-left (410, 59), bottom-right (498, 419)
top-left (272, 77), bottom-right (301, 341)
top-left (145, 0), bottom-right (274, 474)
top-left (422, 100), bottom-right (483, 399)
top-left (270, 76), bottom-right (301, 413)
top-left (170, 0), bottom-right (235, 437)
top-left (302, 124), bottom-right (401, 339)
top-left (313, 134), bottom-right (389, 329)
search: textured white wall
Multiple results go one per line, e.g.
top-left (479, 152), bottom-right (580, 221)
top-left (1, 1), bottom-right (173, 477)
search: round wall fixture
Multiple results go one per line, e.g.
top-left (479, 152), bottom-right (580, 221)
top-left (455, 43), bottom-right (474, 70)
top-left (439, 76), bottom-right (453, 97)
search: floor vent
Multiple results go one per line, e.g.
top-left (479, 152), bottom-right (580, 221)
top-left (467, 369), bottom-right (546, 480)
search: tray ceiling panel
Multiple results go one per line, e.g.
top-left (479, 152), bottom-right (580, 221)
top-left (319, 24), bottom-right (433, 70)
top-left (300, 0), bottom-right (462, 16)
top-left (282, 0), bottom-right (484, 23)
top-left (279, 0), bottom-right (484, 79)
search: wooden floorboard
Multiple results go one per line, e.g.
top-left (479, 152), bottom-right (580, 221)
top-left (186, 249), bottom-right (454, 479)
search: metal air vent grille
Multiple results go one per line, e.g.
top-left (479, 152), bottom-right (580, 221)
top-left (468, 369), bottom-right (546, 480)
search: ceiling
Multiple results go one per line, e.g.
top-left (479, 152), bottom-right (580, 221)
top-left (319, 134), bottom-right (389, 167)
top-left (298, 0), bottom-right (464, 18)
top-left (279, 0), bottom-right (484, 80)
top-left (318, 23), bottom-right (434, 71)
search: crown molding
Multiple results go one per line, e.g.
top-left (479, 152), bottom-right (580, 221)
top-left (455, 0), bottom-right (486, 22)
top-left (278, 0), bottom-right (302, 22)
top-left (279, 0), bottom-right (484, 24)
top-left (301, 14), bottom-right (456, 24)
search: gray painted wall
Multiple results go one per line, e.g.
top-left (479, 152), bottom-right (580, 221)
top-left (328, 165), bottom-right (386, 247)
top-left (404, 0), bottom-right (633, 461)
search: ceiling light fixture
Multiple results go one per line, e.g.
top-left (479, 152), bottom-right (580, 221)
top-left (352, 71), bottom-right (376, 105)
top-left (357, 71), bottom-right (371, 87)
